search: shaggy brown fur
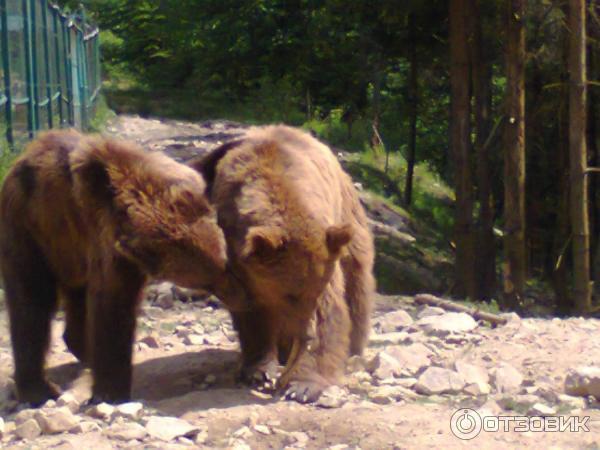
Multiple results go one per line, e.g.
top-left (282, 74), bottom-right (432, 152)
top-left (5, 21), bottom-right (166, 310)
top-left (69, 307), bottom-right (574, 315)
top-left (191, 125), bottom-right (375, 402)
top-left (0, 129), bottom-right (245, 405)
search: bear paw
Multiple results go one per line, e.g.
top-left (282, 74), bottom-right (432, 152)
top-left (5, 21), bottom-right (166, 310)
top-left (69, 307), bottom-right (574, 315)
top-left (284, 380), bottom-right (326, 404)
top-left (238, 359), bottom-right (279, 390)
top-left (17, 380), bottom-right (61, 407)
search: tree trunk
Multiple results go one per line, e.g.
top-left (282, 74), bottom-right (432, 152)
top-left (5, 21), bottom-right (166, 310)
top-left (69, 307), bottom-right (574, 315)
top-left (371, 70), bottom-right (383, 149)
top-left (569, 0), bottom-right (592, 313)
top-left (404, 14), bottom-right (418, 208)
top-left (449, 0), bottom-right (476, 299)
top-left (503, 0), bottom-right (527, 310)
top-left (468, 0), bottom-right (495, 300)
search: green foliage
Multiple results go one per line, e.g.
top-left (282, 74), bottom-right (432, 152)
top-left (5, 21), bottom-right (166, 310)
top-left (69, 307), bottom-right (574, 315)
top-left (89, 95), bottom-right (117, 132)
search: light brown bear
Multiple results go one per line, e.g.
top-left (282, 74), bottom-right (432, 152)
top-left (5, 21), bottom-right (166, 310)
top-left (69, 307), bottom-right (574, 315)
top-left (0, 129), bottom-right (246, 405)
top-left (191, 125), bottom-right (375, 402)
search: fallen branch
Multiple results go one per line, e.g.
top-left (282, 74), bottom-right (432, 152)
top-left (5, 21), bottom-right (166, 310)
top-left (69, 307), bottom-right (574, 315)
top-left (414, 293), bottom-right (508, 326)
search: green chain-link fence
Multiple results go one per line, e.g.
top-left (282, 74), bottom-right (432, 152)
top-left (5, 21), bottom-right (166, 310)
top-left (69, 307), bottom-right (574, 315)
top-left (0, 0), bottom-right (100, 149)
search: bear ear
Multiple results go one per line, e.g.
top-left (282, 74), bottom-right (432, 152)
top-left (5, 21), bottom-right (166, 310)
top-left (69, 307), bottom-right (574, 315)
top-left (242, 226), bottom-right (286, 261)
top-left (74, 155), bottom-right (115, 208)
top-left (326, 223), bottom-right (353, 254)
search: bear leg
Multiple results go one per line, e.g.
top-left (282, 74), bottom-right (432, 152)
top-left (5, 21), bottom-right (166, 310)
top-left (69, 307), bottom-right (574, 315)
top-left (341, 227), bottom-right (375, 356)
top-left (88, 257), bottom-right (144, 404)
top-left (231, 306), bottom-right (279, 388)
top-left (283, 268), bottom-right (351, 403)
top-left (2, 236), bottom-right (59, 405)
top-left (62, 286), bottom-right (87, 363)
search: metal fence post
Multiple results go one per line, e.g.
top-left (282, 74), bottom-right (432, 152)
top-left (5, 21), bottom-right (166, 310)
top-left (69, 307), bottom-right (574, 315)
top-left (51, 6), bottom-right (63, 125)
top-left (41, 0), bottom-right (52, 128)
top-left (1, 0), bottom-right (13, 146)
top-left (22, 0), bottom-right (35, 137)
top-left (28, 0), bottom-right (39, 131)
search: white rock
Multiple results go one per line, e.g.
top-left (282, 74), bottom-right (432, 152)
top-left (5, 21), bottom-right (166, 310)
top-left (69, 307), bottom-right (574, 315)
top-left (35, 407), bottom-right (80, 434)
top-left (455, 361), bottom-right (490, 395)
top-left (369, 332), bottom-right (411, 346)
top-left (183, 334), bottom-right (204, 346)
top-left (565, 366), bottom-right (600, 398)
top-left (287, 431), bottom-right (310, 446)
top-left (229, 439), bottom-right (252, 450)
top-left (105, 422), bottom-right (148, 441)
top-left (529, 403), bottom-right (556, 416)
top-left (79, 421), bottom-right (102, 433)
top-left (378, 310), bottom-right (414, 332)
top-left (15, 418), bottom-right (41, 440)
top-left (385, 343), bottom-right (432, 376)
top-left (558, 394), bottom-right (586, 410)
top-left (315, 386), bottom-right (347, 408)
top-left (417, 306), bottom-right (445, 318)
top-left (144, 416), bottom-right (199, 441)
top-left (233, 426), bottom-right (253, 439)
top-left (417, 312), bottom-right (478, 335)
top-left (368, 385), bottom-right (417, 404)
top-left (492, 363), bottom-right (523, 394)
top-left (369, 351), bottom-right (403, 379)
top-left (346, 355), bottom-right (369, 373)
top-left (57, 392), bottom-right (81, 413)
top-left (86, 402), bottom-right (115, 420)
top-left (0, 417), bottom-right (4, 437)
top-left (115, 402), bottom-right (144, 420)
top-left (14, 409), bottom-right (37, 425)
top-left (414, 367), bottom-right (465, 395)
top-left (253, 424), bottom-right (271, 435)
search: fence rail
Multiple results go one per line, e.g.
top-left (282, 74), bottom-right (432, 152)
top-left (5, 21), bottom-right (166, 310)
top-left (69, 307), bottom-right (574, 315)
top-left (0, 0), bottom-right (100, 148)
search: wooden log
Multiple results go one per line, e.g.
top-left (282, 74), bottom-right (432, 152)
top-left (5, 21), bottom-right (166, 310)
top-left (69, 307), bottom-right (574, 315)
top-left (414, 293), bottom-right (508, 326)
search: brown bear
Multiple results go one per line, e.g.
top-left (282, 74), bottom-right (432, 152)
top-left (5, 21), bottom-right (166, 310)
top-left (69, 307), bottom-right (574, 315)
top-left (191, 125), bottom-right (375, 402)
top-left (0, 129), bottom-right (246, 406)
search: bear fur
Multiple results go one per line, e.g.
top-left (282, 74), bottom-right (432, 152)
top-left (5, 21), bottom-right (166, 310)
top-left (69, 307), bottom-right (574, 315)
top-left (0, 129), bottom-right (245, 405)
top-left (191, 125), bottom-right (375, 402)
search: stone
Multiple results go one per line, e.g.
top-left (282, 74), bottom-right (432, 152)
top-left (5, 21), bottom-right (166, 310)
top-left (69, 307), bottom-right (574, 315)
top-left (385, 343), bottom-right (433, 376)
top-left (144, 416), bottom-right (199, 441)
top-left (105, 422), bottom-right (148, 441)
top-left (86, 402), bottom-right (115, 420)
top-left (455, 361), bottom-right (490, 395)
top-left (346, 355), bottom-right (369, 373)
top-left (79, 421), bottom-right (102, 433)
top-left (115, 402), bottom-right (144, 420)
top-left (287, 431), bottom-right (310, 446)
top-left (15, 418), bottom-right (42, 440)
top-left (315, 386), bottom-right (347, 408)
top-left (417, 306), bottom-right (445, 318)
top-left (15, 409), bottom-right (37, 425)
top-left (368, 385), bottom-right (417, 404)
top-left (183, 334), bottom-right (204, 346)
top-left (369, 332), bottom-right (411, 346)
top-left (565, 366), bottom-right (600, 399)
top-left (417, 312), bottom-right (478, 336)
top-left (558, 394), bottom-right (586, 410)
top-left (529, 403), bottom-right (556, 416)
top-left (414, 367), bottom-right (465, 395)
top-left (369, 351), bottom-right (403, 379)
top-left (140, 335), bottom-right (160, 349)
top-left (491, 363), bottom-right (524, 394)
top-left (0, 417), bottom-right (4, 437)
top-left (253, 425), bottom-right (271, 435)
top-left (233, 426), bottom-right (253, 439)
top-left (377, 310), bottom-right (414, 332)
top-left (35, 407), bottom-right (80, 434)
top-left (57, 392), bottom-right (81, 413)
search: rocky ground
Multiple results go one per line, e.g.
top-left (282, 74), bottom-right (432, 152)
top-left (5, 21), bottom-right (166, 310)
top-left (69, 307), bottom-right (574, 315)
top-left (0, 116), bottom-right (599, 449)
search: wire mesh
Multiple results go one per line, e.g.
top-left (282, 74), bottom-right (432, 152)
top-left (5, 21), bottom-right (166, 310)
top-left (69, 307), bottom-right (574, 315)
top-left (0, 0), bottom-right (100, 149)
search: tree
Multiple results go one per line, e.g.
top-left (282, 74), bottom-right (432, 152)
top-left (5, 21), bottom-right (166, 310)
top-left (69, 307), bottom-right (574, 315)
top-left (449, 0), bottom-right (476, 299)
top-left (503, 0), bottom-right (526, 310)
top-left (469, 0), bottom-right (496, 299)
top-left (569, 0), bottom-right (591, 313)
top-left (404, 13), bottom-right (418, 207)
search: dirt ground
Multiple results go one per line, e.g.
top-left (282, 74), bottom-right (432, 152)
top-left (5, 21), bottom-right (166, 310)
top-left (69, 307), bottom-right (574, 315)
top-left (0, 116), bottom-right (599, 449)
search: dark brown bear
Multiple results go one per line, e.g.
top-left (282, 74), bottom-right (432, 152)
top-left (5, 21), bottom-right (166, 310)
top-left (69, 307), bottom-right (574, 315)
top-left (191, 125), bottom-right (375, 403)
top-left (0, 129), bottom-right (245, 405)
